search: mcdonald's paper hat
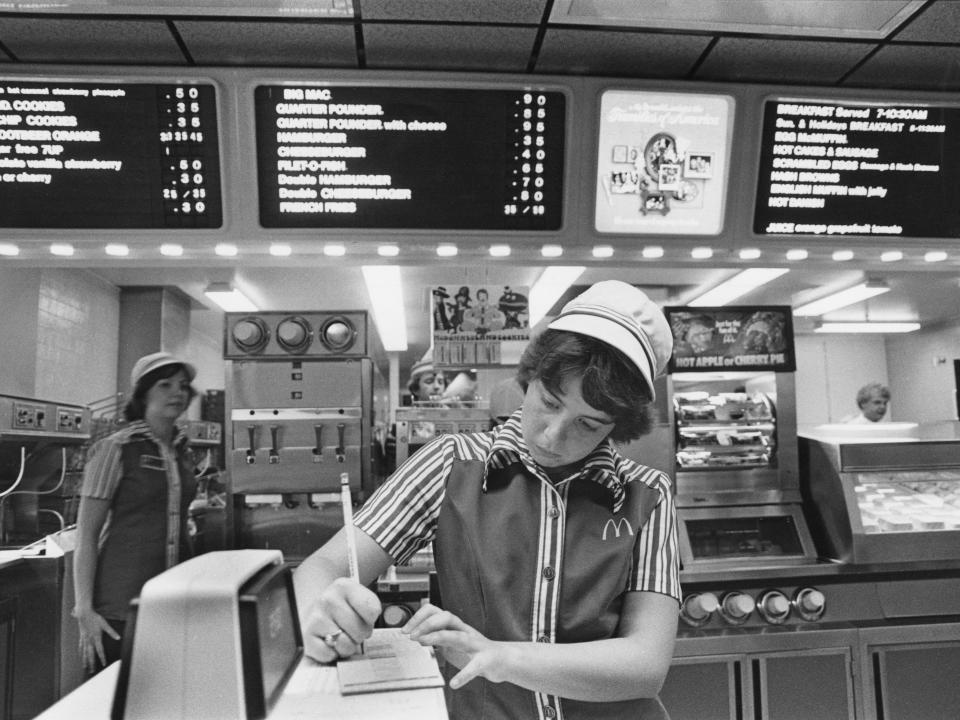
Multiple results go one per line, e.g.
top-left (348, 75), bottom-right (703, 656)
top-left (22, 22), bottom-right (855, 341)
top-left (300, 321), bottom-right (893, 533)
top-left (407, 348), bottom-right (436, 392)
top-left (130, 351), bottom-right (196, 391)
top-left (547, 280), bottom-right (672, 400)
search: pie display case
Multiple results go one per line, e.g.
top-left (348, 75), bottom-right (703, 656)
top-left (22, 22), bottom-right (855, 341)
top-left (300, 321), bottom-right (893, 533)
top-left (674, 390), bottom-right (776, 471)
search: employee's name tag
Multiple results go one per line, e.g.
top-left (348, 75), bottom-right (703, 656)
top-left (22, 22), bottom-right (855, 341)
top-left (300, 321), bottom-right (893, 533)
top-left (140, 455), bottom-right (167, 471)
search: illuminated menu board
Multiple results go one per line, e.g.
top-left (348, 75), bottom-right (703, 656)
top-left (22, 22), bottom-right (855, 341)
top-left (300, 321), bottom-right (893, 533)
top-left (255, 85), bottom-right (565, 230)
top-left (0, 80), bottom-right (222, 228)
top-left (754, 99), bottom-right (960, 238)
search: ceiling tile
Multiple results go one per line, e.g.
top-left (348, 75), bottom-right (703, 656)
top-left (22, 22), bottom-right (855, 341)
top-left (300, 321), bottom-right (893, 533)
top-left (363, 23), bottom-right (536, 71)
top-left (360, 0), bottom-right (546, 24)
top-left (892, 0), bottom-right (960, 42)
top-left (844, 43), bottom-right (960, 90)
top-left (0, 17), bottom-right (185, 64)
top-left (695, 37), bottom-right (875, 84)
top-left (175, 20), bottom-right (358, 67)
top-left (536, 29), bottom-right (711, 77)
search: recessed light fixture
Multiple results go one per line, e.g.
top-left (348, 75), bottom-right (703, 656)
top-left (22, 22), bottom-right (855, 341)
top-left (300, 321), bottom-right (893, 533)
top-left (377, 244), bottom-right (400, 257)
top-left (815, 322), bottom-right (920, 334)
top-left (160, 244), bottom-right (184, 257)
top-left (362, 265), bottom-right (408, 351)
top-left (489, 244), bottom-right (511, 257)
top-left (832, 249), bottom-right (854, 262)
top-left (924, 250), bottom-right (947, 263)
top-left (592, 245), bottom-right (614, 258)
top-left (215, 243), bottom-right (238, 257)
top-left (689, 268), bottom-right (789, 306)
top-left (0, 243), bottom-right (20, 256)
top-left (436, 243), bottom-right (458, 257)
top-left (642, 246), bottom-right (664, 259)
top-left (794, 280), bottom-right (890, 316)
top-left (204, 283), bottom-right (257, 312)
top-left (105, 243), bottom-right (129, 257)
top-left (880, 250), bottom-right (903, 262)
top-left (541, 244), bottom-right (563, 258)
top-left (269, 243), bottom-right (292, 257)
top-left (691, 247), bottom-right (713, 260)
top-left (786, 248), bottom-right (808, 261)
top-left (739, 248), bottom-right (761, 260)
top-left (323, 243), bottom-right (346, 257)
top-left (50, 243), bottom-right (74, 257)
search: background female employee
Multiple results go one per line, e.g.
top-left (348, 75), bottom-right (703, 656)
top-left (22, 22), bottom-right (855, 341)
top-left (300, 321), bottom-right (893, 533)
top-left (294, 280), bottom-right (680, 719)
top-left (72, 352), bottom-right (198, 675)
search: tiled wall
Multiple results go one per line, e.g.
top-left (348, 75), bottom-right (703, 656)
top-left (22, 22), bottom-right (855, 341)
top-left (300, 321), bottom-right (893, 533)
top-left (35, 268), bottom-right (120, 405)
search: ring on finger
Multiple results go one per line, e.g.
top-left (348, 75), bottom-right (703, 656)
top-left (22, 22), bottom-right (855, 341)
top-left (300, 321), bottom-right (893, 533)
top-left (323, 629), bottom-right (343, 647)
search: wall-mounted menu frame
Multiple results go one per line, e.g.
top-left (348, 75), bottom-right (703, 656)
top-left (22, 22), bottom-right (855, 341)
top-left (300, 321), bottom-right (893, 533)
top-left (665, 306), bottom-right (796, 373)
top-left (0, 78), bottom-right (223, 229)
top-left (254, 83), bottom-right (566, 230)
top-left (594, 89), bottom-right (734, 235)
top-left (754, 97), bottom-right (960, 238)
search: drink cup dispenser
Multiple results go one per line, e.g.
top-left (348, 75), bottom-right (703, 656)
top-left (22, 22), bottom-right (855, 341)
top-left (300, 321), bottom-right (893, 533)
top-left (222, 311), bottom-right (380, 562)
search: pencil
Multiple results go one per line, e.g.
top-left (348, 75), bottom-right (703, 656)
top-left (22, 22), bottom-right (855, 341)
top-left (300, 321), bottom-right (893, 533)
top-left (340, 472), bottom-right (364, 654)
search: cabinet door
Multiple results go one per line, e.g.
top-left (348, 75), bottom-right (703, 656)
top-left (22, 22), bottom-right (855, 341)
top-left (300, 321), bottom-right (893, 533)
top-left (661, 654), bottom-right (744, 720)
top-left (869, 641), bottom-right (960, 720)
top-left (755, 648), bottom-right (855, 720)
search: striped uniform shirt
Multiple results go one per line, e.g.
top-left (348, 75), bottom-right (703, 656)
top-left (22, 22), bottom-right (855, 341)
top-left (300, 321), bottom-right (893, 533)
top-left (355, 410), bottom-right (680, 720)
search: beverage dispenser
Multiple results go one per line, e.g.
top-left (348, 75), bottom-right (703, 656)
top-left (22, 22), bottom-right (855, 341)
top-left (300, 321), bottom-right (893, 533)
top-left (223, 311), bottom-right (379, 562)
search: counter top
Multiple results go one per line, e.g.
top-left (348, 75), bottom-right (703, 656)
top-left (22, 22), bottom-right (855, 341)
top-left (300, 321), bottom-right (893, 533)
top-left (681, 557), bottom-right (960, 586)
top-left (0, 549), bottom-right (25, 570)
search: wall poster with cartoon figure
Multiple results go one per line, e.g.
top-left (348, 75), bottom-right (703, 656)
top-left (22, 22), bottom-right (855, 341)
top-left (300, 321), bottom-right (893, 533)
top-left (432, 284), bottom-right (531, 367)
top-left (665, 306), bottom-right (796, 373)
top-left (595, 90), bottom-right (734, 235)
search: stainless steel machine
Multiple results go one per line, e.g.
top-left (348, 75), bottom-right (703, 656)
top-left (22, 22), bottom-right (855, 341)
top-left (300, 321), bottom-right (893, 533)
top-left (223, 311), bottom-right (383, 563)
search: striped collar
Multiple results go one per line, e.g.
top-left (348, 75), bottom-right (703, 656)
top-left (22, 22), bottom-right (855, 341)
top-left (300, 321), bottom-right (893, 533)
top-left (120, 419), bottom-right (190, 451)
top-left (485, 410), bottom-right (627, 513)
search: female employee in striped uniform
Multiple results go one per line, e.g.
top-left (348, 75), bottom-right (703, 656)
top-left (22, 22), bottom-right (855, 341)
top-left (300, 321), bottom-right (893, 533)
top-left (294, 280), bottom-right (680, 720)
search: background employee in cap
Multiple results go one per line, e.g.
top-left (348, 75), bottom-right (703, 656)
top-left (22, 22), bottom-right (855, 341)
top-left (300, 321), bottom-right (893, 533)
top-left (295, 280), bottom-right (680, 719)
top-left (73, 351), bottom-right (199, 676)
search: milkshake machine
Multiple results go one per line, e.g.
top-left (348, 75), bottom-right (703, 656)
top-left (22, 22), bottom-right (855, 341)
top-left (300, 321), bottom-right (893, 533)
top-left (223, 311), bottom-right (381, 563)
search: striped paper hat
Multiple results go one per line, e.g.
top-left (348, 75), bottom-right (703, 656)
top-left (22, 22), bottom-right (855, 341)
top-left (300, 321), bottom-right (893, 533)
top-left (547, 280), bottom-right (672, 399)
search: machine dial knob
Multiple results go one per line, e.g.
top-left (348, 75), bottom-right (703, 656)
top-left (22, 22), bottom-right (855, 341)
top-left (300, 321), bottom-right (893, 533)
top-left (380, 603), bottom-right (414, 628)
top-left (231, 316), bottom-right (269, 353)
top-left (793, 587), bottom-right (826, 621)
top-left (319, 316), bottom-right (356, 352)
top-left (720, 592), bottom-right (755, 625)
top-left (276, 316), bottom-right (312, 353)
top-left (680, 592), bottom-right (719, 627)
top-left (757, 590), bottom-right (791, 624)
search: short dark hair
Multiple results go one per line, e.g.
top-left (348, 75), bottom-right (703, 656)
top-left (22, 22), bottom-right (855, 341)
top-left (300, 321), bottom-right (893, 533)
top-left (516, 329), bottom-right (653, 443)
top-left (123, 363), bottom-right (197, 421)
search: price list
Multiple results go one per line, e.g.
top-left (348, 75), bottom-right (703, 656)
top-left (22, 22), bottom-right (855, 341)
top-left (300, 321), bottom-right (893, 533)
top-left (0, 80), bottom-right (222, 228)
top-left (754, 99), bottom-right (960, 238)
top-left (255, 85), bottom-right (565, 230)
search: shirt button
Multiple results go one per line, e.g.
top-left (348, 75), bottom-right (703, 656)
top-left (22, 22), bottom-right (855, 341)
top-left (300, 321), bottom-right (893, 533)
top-left (548, 506), bottom-right (560, 518)
top-left (543, 706), bottom-right (557, 718)
top-left (542, 566), bottom-right (555, 581)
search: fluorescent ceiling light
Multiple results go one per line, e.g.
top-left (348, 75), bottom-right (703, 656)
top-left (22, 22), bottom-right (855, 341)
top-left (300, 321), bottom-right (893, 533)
top-left (689, 268), bottom-right (789, 307)
top-left (204, 283), bottom-right (257, 312)
top-left (691, 247), bottom-right (713, 259)
top-left (880, 250), bottom-right (902, 262)
top-left (832, 249), bottom-right (854, 262)
top-left (436, 244), bottom-right (458, 257)
top-left (815, 322), bottom-right (920, 334)
top-left (323, 243), bottom-right (346, 257)
top-left (786, 248), bottom-right (808, 261)
top-left (592, 245), bottom-right (614, 258)
top-left (541, 244), bottom-right (563, 258)
top-left (160, 243), bottom-right (183, 257)
top-left (50, 243), bottom-right (74, 257)
top-left (105, 243), bottom-right (129, 257)
top-left (794, 281), bottom-right (890, 317)
top-left (489, 244), bottom-right (511, 257)
top-left (362, 266), bottom-right (408, 351)
top-left (377, 244), bottom-right (399, 257)
top-left (269, 243), bottom-right (292, 257)
top-left (642, 246), bottom-right (664, 259)
top-left (529, 266), bottom-right (586, 326)
top-left (739, 248), bottom-right (761, 260)
top-left (925, 250), bottom-right (947, 263)
top-left (0, 243), bottom-right (20, 256)
top-left (215, 243), bottom-right (238, 257)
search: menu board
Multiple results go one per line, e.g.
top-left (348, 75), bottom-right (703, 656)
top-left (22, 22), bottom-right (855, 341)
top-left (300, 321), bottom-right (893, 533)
top-left (0, 80), bottom-right (222, 228)
top-left (255, 85), bottom-right (565, 230)
top-left (754, 98), bottom-right (960, 238)
top-left (665, 306), bottom-right (796, 373)
top-left (594, 89), bottom-right (734, 235)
